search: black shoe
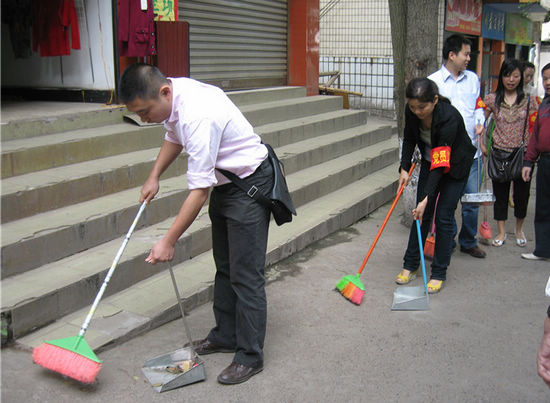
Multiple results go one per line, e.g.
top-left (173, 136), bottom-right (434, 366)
top-left (184, 338), bottom-right (235, 355)
top-left (460, 245), bottom-right (486, 258)
top-left (217, 362), bottom-right (263, 385)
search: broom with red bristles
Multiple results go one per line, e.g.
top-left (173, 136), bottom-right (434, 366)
top-left (33, 202), bottom-right (147, 383)
top-left (336, 163), bottom-right (416, 305)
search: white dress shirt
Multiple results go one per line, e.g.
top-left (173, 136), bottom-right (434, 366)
top-left (429, 66), bottom-right (485, 158)
top-left (163, 77), bottom-right (267, 189)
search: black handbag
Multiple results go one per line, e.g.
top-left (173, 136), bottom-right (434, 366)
top-left (217, 143), bottom-right (297, 226)
top-left (487, 96), bottom-right (529, 183)
top-left (487, 146), bottom-right (524, 183)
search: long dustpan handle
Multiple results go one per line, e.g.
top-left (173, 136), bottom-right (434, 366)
top-left (357, 162), bottom-right (416, 275)
top-left (77, 201), bottom-right (147, 338)
top-left (415, 219), bottom-right (429, 297)
top-left (167, 262), bottom-right (198, 357)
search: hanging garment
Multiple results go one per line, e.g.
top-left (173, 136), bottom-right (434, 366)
top-left (2, 0), bottom-right (33, 58)
top-left (32, 0), bottom-right (81, 57)
top-left (118, 0), bottom-right (157, 57)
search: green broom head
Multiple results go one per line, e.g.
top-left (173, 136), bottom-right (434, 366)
top-left (336, 273), bottom-right (365, 292)
top-left (33, 335), bottom-right (102, 384)
top-left (337, 274), bottom-right (366, 305)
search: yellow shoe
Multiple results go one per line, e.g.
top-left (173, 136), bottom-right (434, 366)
top-left (427, 279), bottom-right (444, 294)
top-left (395, 269), bottom-right (417, 285)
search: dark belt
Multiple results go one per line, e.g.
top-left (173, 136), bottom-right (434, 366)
top-left (215, 158), bottom-right (269, 191)
top-left (541, 152), bottom-right (550, 158)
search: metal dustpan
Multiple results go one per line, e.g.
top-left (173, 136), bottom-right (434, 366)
top-left (142, 263), bottom-right (206, 392)
top-left (142, 347), bottom-right (205, 392)
top-left (460, 189), bottom-right (495, 205)
top-left (392, 220), bottom-right (429, 311)
top-left (461, 134), bottom-right (495, 206)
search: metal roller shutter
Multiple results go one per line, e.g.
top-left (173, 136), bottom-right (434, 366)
top-left (178, 0), bottom-right (288, 90)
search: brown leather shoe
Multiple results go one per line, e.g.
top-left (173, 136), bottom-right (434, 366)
top-left (460, 245), bottom-right (486, 258)
top-left (184, 338), bottom-right (234, 355)
top-left (217, 362), bottom-right (263, 385)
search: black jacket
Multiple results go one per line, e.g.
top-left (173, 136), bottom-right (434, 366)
top-left (400, 99), bottom-right (476, 200)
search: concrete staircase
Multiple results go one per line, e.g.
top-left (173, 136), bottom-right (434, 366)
top-left (1, 87), bottom-right (399, 352)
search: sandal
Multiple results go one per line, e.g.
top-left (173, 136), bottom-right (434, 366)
top-left (492, 234), bottom-right (507, 247)
top-left (516, 232), bottom-right (527, 247)
top-left (427, 279), bottom-right (444, 294)
top-left (395, 269), bottom-right (417, 285)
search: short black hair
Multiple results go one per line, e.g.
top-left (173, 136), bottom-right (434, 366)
top-left (442, 34), bottom-right (472, 60)
top-left (522, 61), bottom-right (535, 70)
top-left (119, 63), bottom-right (170, 104)
top-left (542, 62), bottom-right (550, 75)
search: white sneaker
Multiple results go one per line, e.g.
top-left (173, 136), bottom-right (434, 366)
top-left (521, 253), bottom-right (548, 261)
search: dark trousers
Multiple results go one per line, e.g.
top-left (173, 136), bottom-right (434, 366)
top-left (492, 176), bottom-right (531, 221)
top-left (534, 154), bottom-right (550, 258)
top-left (207, 158), bottom-right (272, 368)
top-left (403, 159), bottom-right (467, 281)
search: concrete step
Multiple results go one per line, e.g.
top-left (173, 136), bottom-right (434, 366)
top-left (240, 95), bottom-right (344, 127)
top-left (0, 104), bottom-right (127, 142)
top-left (0, 87), bottom-right (304, 143)
top-left (17, 162), bottom-right (400, 352)
top-left (226, 86), bottom-right (306, 106)
top-left (1, 123), bottom-right (165, 179)
top-left (2, 135), bottom-right (398, 339)
top-left (1, 120), bottom-right (391, 277)
top-left (1, 95), bottom-right (343, 180)
top-left (1, 109), bottom-right (367, 223)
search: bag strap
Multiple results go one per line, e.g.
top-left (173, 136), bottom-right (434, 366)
top-left (521, 96), bottom-right (530, 146)
top-left (487, 117), bottom-right (495, 155)
top-left (216, 166), bottom-right (273, 210)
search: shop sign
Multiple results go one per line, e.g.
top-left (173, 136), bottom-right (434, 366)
top-left (445, 0), bottom-right (482, 35)
top-left (505, 13), bottom-right (533, 45)
top-left (154, 0), bottom-right (176, 21)
top-left (482, 5), bottom-right (505, 41)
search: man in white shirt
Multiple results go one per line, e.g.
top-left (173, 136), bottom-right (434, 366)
top-left (119, 64), bottom-right (271, 384)
top-left (428, 34), bottom-right (487, 259)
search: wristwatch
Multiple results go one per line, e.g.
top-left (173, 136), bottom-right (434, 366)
top-left (547, 304), bottom-right (550, 318)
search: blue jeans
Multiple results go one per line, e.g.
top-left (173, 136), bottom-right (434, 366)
top-left (456, 157), bottom-right (481, 249)
top-left (403, 159), bottom-right (468, 281)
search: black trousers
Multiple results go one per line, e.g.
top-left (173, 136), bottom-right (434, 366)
top-left (534, 154), bottom-right (550, 258)
top-left (207, 158), bottom-right (272, 368)
top-left (492, 176), bottom-right (531, 221)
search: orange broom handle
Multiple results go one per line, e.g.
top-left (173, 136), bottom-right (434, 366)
top-left (357, 162), bottom-right (416, 274)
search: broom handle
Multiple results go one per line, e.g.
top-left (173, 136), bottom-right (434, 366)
top-left (167, 262), bottom-right (198, 357)
top-left (77, 201), bottom-right (147, 339)
top-left (357, 163), bottom-right (416, 275)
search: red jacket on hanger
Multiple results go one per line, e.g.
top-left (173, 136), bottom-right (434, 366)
top-left (118, 0), bottom-right (156, 57)
top-left (32, 0), bottom-right (81, 57)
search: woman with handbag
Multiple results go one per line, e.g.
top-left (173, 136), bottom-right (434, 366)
top-left (481, 59), bottom-right (538, 248)
top-left (396, 78), bottom-right (475, 294)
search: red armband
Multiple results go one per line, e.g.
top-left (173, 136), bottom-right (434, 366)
top-left (476, 97), bottom-right (486, 109)
top-left (430, 146), bottom-right (451, 173)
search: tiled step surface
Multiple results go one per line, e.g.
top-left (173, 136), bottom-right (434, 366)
top-left (1, 86), bottom-right (399, 348)
top-left (1, 121), bottom-right (391, 277)
top-left (1, 109), bottom-right (367, 223)
top-left (2, 134), bottom-right (398, 338)
top-left (17, 162), bottom-right (400, 352)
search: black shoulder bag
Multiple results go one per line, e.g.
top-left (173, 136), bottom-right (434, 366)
top-left (487, 96), bottom-right (530, 183)
top-left (217, 143), bottom-right (297, 226)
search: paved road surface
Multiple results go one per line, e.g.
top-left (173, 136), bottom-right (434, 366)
top-left (3, 196), bottom-right (549, 402)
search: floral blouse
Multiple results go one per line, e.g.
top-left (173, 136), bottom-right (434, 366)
top-left (483, 93), bottom-right (538, 151)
